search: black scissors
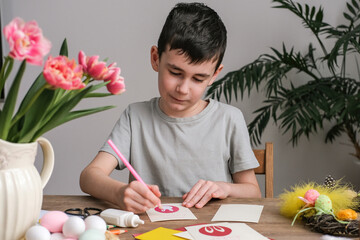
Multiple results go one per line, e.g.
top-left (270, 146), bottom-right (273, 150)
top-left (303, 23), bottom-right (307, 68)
top-left (64, 207), bottom-right (102, 219)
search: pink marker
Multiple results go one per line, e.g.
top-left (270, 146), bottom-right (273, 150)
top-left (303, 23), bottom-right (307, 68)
top-left (107, 139), bottom-right (162, 208)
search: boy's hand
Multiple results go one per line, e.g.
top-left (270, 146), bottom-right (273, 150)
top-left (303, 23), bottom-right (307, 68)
top-left (116, 181), bottom-right (161, 214)
top-left (182, 180), bottom-right (230, 208)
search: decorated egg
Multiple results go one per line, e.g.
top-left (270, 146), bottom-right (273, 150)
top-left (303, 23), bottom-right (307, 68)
top-left (41, 211), bottom-right (69, 233)
top-left (315, 195), bottom-right (332, 213)
top-left (303, 189), bottom-right (320, 205)
top-left (84, 215), bottom-right (107, 233)
top-left (62, 216), bottom-right (86, 238)
top-left (25, 225), bottom-right (51, 240)
top-left (336, 209), bottom-right (358, 220)
top-left (79, 229), bottom-right (105, 240)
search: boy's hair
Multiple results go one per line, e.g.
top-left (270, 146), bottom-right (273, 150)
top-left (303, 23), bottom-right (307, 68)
top-left (157, 2), bottom-right (227, 71)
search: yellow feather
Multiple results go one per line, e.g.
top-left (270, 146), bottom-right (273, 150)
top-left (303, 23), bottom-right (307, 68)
top-left (279, 180), bottom-right (358, 219)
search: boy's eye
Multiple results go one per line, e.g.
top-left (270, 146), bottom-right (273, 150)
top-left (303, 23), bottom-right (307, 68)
top-left (194, 78), bottom-right (204, 83)
top-left (169, 70), bottom-right (181, 76)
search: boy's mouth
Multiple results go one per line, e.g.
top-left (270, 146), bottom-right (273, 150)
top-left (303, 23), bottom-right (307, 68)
top-left (171, 95), bottom-right (187, 103)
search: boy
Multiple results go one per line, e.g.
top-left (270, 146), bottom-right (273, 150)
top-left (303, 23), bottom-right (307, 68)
top-left (80, 2), bottom-right (261, 214)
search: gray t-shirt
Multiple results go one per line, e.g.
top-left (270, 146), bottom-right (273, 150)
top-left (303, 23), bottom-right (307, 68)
top-left (100, 97), bottom-right (259, 197)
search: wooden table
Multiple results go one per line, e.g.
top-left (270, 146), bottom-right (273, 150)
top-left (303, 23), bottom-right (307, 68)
top-left (42, 195), bottom-right (324, 240)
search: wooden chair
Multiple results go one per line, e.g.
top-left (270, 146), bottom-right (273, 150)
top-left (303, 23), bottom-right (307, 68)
top-left (253, 142), bottom-right (274, 198)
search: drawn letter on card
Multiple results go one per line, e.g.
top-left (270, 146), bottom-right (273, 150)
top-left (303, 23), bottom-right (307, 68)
top-left (146, 203), bottom-right (197, 222)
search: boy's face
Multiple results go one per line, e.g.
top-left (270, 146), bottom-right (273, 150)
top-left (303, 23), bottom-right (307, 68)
top-left (151, 45), bottom-right (223, 118)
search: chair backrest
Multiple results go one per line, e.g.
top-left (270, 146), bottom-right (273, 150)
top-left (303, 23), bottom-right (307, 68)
top-left (253, 142), bottom-right (274, 198)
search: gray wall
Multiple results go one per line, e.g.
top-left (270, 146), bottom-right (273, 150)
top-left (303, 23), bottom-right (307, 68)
top-left (1, 0), bottom-right (359, 197)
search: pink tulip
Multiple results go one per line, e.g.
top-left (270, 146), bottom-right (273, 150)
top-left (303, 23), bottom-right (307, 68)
top-left (78, 50), bottom-right (125, 94)
top-left (106, 76), bottom-right (126, 95)
top-left (43, 55), bottom-right (85, 90)
top-left (3, 17), bottom-right (51, 65)
top-left (103, 62), bottom-right (121, 82)
top-left (78, 51), bottom-right (109, 80)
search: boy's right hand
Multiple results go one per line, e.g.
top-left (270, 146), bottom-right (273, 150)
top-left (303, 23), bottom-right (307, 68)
top-left (116, 181), bottom-right (161, 213)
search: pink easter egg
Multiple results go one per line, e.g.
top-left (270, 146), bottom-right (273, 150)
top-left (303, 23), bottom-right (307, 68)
top-left (304, 189), bottom-right (320, 205)
top-left (41, 211), bottom-right (69, 233)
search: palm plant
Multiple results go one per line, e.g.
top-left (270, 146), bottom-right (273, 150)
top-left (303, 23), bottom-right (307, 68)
top-left (206, 0), bottom-right (360, 161)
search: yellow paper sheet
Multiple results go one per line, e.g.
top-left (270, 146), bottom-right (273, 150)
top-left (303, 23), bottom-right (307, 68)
top-left (135, 227), bottom-right (183, 240)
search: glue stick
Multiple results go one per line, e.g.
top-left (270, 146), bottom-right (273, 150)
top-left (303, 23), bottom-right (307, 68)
top-left (100, 209), bottom-right (144, 228)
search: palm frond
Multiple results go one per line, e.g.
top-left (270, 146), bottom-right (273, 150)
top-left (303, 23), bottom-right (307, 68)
top-left (325, 124), bottom-right (345, 143)
top-left (272, 0), bottom-right (329, 55)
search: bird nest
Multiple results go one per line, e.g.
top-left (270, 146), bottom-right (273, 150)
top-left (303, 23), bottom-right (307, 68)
top-left (303, 214), bottom-right (359, 238)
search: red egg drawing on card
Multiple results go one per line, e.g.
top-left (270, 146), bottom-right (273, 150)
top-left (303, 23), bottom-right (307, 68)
top-left (199, 225), bottom-right (232, 236)
top-left (154, 205), bottom-right (179, 213)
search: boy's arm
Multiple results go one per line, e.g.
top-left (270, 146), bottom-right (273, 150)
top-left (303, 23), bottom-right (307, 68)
top-left (80, 151), bottom-right (161, 213)
top-left (230, 169), bottom-right (262, 198)
top-left (182, 169), bottom-right (261, 209)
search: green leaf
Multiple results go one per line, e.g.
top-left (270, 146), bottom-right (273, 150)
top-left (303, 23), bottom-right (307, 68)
top-left (60, 38), bottom-right (69, 57)
top-left (344, 12), bottom-right (353, 21)
top-left (16, 73), bottom-right (46, 114)
top-left (17, 88), bottom-right (55, 142)
top-left (347, 2), bottom-right (356, 16)
top-left (325, 124), bottom-right (344, 143)
top-left (32, 105), bottom-right (115, 142)
top-left (0, 60), bottom-right (26, 140)
top-left (352, 0), bottom-right (359, 10)
top-left (85, 92), bottom-right (112, 98)
top-left (0, 57), bottom-right (14, 95)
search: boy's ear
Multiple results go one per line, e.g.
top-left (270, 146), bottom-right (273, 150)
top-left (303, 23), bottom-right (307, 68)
top-left (208, 64), bottom-right (224, 86)
top-left (150, 46), bottom-right (160, 72)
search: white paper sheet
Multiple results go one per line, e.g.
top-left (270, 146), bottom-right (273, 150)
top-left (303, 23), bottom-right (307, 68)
top-left (185, 222), bottom-right (268, 240)
top-left (211, 204), bottom-right (264, 223)
top-left (146, 203), bottom-right (197, 222)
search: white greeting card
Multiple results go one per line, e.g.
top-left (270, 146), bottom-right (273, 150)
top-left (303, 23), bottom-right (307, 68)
top-left (146, 203), bottom-right (197, 222)
top-left (173, 231), bottom-right (194, 240)
top-left (185, 222), bottom-right (268, 240)
top-left (211, 204), bottom-right (263, 223)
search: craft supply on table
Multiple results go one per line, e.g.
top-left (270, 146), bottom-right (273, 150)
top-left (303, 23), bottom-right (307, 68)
top-left (135, 227), bottom-right (183, 240)
top-left (134, 222), bottom-right (269, 240)
top-left (100, 208), bottom-right (144, 227)
top-left (185, 222), bottom-right (268, 240)
top-left (107, 139), bottom-right (162, 209)
top-left (24, 210), bottom-right (115, 240)
top-left (25, 225), bottom-right (51, 240)
top-left (40, 211), bottom-right (69, 233)
top-left (108, 228), bottom-right (128, 235)
top-left (211, 204), bottom-right (264, 223)
top-left (107, 224), bottom-right (117, 229)
top-left (146, 203), bottom-right (197, 222)
top-left (279, 176), bottom-right (360, 238)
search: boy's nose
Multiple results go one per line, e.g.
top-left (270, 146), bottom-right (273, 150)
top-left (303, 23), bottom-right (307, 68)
top-left (176, 80), bottom-right (189, 94)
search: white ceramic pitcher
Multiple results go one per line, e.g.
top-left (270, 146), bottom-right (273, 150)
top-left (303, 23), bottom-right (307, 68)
top-left (0, 137), bottom-right (54, 240)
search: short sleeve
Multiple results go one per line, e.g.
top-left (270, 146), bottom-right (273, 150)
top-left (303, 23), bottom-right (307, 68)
top-left (100, 106), bottom-right (131, 170)
top-left (228, 110), bottom-right (259, 173)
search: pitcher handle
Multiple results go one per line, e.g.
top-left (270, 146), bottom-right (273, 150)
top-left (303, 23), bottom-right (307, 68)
top-left (36, 137), bottom-right (55, 189)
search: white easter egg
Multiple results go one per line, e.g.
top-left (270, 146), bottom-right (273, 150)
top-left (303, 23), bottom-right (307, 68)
top-left (79, 229), bottom-right (105, 240)
top-left (62, 216), bottom-right (85, 238)
top-left (84, 215), bottom-right (107, 233)
top-left (25, 225), bottom-right (51, 240)
top-left (50, 233), bottom-right (65, 240)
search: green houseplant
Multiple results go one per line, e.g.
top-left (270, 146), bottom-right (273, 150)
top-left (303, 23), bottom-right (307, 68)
top-left (207, 0), bottom-right (360, 162)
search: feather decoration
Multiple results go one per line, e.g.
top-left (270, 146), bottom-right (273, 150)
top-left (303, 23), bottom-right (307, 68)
top-left (279, 180), bottom-right (358, 219)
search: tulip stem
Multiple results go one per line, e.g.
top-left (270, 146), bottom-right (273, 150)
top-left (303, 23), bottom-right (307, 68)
top-left (0, 57), bottom-right (14, 95)
top-left (10, 84), bottom-right (47, 128)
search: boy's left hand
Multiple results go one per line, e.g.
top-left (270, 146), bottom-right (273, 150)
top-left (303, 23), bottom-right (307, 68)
top-left (182, 180), bottom-right (230, 208)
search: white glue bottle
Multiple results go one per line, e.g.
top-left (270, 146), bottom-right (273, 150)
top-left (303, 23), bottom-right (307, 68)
top-left (100, 208), bottom-right (145, 227)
